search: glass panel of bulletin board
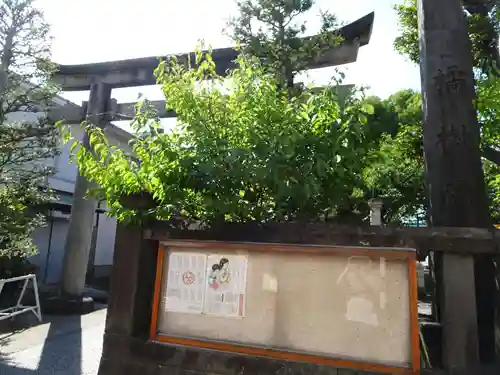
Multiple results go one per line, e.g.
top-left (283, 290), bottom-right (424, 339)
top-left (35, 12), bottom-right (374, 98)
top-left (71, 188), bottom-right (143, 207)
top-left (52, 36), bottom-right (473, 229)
top-left (150, 241), bottom-right (420, 375)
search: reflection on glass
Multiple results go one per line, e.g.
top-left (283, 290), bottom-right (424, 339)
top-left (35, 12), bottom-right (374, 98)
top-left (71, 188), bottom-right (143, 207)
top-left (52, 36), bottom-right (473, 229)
top-left (337, 256), bottom-right (387, 326)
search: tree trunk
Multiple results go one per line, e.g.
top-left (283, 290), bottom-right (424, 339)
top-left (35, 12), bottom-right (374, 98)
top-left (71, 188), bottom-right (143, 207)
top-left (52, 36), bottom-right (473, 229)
top-left (418, 0), bottom-right (495, 367)
top-left (0, 27), bottom-right (15, 122)
top-left (60, 82), bottom-right (111, 298)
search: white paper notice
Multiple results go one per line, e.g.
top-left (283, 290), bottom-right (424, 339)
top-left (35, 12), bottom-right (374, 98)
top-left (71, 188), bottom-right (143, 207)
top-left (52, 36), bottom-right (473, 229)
top-left (164, 252), bottom-right (207, 314)
top-left (204, 254), bottom-right (248, 318)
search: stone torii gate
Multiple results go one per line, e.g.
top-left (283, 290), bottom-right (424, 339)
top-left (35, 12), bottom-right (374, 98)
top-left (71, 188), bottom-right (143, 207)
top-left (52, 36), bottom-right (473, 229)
top-left (50, 1), bottom-right (500, 372)
top-left (49, 12), bottom-right (375, 307)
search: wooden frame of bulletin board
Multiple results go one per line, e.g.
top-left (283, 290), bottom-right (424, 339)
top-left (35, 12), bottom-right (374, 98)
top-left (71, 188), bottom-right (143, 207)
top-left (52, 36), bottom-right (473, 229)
top-left (149, 240), bottom-right (420, 375)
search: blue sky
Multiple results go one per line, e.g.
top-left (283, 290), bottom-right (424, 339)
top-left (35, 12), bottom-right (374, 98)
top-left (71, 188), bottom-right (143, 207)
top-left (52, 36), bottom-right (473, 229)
top-left (38, 0), bottom-right (420, 108)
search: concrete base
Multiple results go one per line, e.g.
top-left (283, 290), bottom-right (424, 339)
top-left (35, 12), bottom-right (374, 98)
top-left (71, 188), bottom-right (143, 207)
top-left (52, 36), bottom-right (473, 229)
top-left (42, 296), bottom-right (95, 315)
top-left (84, 287), bottom-right (109, 304)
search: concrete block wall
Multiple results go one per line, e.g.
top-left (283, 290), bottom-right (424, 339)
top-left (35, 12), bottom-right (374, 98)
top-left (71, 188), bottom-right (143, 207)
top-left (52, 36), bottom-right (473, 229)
top-left (98, 222), bottom-right (500, 375)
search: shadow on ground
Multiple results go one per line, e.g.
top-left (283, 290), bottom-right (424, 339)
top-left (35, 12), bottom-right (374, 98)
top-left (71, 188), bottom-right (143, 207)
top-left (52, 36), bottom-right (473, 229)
top-left (0, 305), bottom-right (106, 375)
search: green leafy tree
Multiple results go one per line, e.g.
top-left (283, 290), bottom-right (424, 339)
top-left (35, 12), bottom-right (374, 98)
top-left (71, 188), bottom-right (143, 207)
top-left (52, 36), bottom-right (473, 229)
top-left (484, 160), bottom-right (500, 222)
top-left (362, 88), bottom-right (500, 225)
top-left (394, 0), bottom-right (500, 74)
top-left (476, 77), bottom-right (500, 165)
top-left (363, 123), bottom-right (426, 224)
top-left (361, 90), bottom-right (422, 146)
top-left (0, 0), bottom-right (59, 270)
top-left (477, 76), bottom-right (500, 221)
top-left (66, 50), bottom-right (374, 225)
top-left (226, 1), bottom-right (383, 223)
top-left (360, 90), bottom-right (427, 224)
top-left (227, 0), bottom-right (342, 91)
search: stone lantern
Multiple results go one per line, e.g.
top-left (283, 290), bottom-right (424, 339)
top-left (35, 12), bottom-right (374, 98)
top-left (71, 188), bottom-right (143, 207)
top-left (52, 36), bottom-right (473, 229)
top-left (368, 198), bottom-right (383, 226)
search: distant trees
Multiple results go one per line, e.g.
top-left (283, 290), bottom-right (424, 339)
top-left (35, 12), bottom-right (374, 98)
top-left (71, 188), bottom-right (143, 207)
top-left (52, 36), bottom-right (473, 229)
top-left (0, 0), bottom-right (59, 274)
top-left (227, 0), bottom-right (341, 91)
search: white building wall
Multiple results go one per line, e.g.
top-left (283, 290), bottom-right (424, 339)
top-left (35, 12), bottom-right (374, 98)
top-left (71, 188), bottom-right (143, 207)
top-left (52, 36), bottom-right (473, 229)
top-left (9, 108), bottom-right (133, 283)
top-left (5, 87), bottom-right (134, 283)
top-left (49, 125), bottom-right (84, 189)
top-left (48, 123), bottom-right (132, 275)
top-left (94, 213), bottom-right (117, 266)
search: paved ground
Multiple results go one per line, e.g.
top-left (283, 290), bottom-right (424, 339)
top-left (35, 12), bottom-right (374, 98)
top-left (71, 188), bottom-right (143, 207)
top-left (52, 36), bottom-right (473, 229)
top-left (0, 301), bottom-right (433, 375)
top-left (0, 307), bottom-right (106, 375)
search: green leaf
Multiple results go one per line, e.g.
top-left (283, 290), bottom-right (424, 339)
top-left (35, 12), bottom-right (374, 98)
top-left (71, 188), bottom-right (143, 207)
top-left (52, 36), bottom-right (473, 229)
top-left (362, 103), bottom-right (375, 115)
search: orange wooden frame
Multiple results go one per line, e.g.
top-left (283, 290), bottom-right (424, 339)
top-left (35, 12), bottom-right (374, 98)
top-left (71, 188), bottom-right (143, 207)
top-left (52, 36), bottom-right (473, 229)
top-left (149, 240), bottom-right (420, 375)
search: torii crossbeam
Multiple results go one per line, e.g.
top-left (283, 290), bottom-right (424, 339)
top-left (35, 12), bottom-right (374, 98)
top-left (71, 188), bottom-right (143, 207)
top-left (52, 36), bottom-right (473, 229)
top-left (52, 12), bottom-right (374, 91)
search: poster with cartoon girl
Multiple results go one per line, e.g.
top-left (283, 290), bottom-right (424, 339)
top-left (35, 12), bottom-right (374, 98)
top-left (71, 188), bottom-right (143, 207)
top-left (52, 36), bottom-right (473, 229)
top-left (204, 254), bottom-right (248, 318)
top-left (207, 258), bottom-right (230, 290)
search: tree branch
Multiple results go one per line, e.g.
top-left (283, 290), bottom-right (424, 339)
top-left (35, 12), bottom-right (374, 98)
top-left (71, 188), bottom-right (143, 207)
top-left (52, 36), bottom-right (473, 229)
top-left (483, 145), bottom-right (500, 165)
top-left (463, 0), bottom-right (500, 75)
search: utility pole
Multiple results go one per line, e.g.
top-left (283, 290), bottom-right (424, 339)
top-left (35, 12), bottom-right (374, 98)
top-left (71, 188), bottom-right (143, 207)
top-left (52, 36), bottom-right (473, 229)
top-left (418, 0), bottom-right (494, 369)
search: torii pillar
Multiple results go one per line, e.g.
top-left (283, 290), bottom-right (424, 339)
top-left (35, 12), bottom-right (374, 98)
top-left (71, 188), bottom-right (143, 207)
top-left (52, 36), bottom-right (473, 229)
top-left (58, 82), bottom-right (112, 309)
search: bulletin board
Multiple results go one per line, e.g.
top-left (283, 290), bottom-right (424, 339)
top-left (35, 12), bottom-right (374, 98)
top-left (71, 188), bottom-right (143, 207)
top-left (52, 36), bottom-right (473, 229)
top-left (150, 241), bottom-right (420, 375)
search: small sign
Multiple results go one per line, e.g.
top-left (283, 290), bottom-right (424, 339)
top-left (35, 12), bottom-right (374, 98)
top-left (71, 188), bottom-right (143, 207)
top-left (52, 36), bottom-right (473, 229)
top-left (164, 252), bottom-right (207, 314)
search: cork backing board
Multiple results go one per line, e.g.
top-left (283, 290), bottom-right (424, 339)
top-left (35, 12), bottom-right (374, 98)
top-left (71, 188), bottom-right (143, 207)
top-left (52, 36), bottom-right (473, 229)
top-left (155, 243), bottom-right (413, 368)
